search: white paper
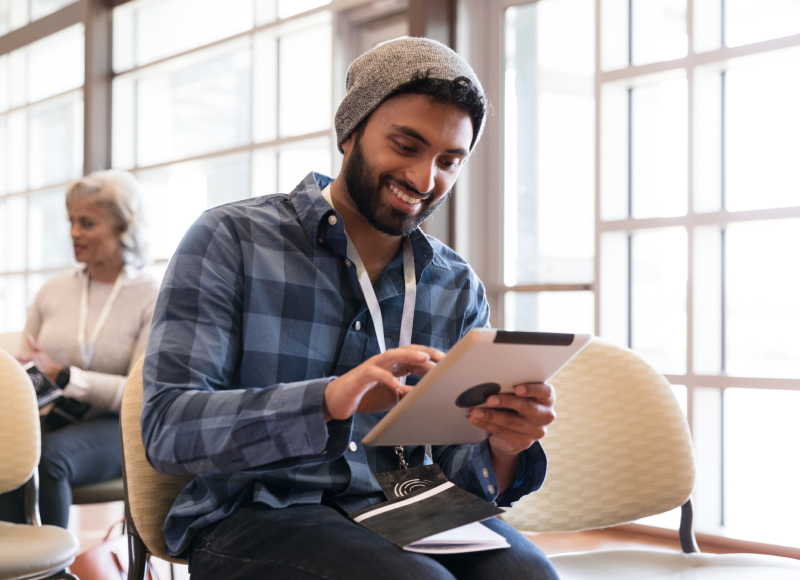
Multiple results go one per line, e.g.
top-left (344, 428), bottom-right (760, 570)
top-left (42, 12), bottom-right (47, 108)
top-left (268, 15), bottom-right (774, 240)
top-left (403, 522), bottom-right (510, 554)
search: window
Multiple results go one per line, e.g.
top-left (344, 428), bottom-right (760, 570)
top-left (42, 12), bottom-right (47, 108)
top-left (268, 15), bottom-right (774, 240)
top-left (502, 0), bottom-right (595, 334)
top-left (0, 21), bottom-right (83, 333)
top-left (111, 0), bottom-right (335, 278)
top-left (486, 0), bottom-right (800, 547)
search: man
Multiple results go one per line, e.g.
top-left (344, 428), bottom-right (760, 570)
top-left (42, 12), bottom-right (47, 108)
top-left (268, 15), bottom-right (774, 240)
top-left (142, 38), bottom-right (559, 579)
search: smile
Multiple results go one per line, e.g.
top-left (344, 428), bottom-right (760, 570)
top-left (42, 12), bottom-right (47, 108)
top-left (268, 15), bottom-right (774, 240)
top-left (388, 183), bottom-right (423, 205)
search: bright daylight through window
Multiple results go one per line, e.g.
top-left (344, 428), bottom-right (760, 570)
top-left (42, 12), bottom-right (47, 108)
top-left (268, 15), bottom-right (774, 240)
top-left (0, 0), bottom-right (798, 553)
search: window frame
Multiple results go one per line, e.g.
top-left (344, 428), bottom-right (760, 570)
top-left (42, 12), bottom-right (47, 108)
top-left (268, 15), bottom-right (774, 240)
top-left (460, 0), bottom-right (800, 548)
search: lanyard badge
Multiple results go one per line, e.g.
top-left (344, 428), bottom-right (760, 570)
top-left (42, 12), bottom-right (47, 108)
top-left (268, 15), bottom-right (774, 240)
top-left (78, 268), bottom-right (125, 369)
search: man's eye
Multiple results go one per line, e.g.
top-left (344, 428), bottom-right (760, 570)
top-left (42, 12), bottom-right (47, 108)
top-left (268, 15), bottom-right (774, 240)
top-left (394, 140), bottom-right (414, 153)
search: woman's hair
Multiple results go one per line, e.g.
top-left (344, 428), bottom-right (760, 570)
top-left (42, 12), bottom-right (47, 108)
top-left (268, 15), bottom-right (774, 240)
top-left (65, 170), bottom-right (146, 265)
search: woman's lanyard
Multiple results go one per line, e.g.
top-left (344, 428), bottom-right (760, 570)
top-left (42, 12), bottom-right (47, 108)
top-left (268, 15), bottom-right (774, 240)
top-left (78, 268), bottom-right (125, 369)
top-left (320, 185), bottom-right (417, 364)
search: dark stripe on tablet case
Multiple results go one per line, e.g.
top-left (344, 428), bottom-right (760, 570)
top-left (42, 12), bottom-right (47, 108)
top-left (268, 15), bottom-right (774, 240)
top-left (493, 331), bottom-right (575, 346)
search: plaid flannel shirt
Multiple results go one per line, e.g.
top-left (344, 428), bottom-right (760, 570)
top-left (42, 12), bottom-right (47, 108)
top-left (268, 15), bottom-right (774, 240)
top-left (142, 172), bottom-right (547, 556)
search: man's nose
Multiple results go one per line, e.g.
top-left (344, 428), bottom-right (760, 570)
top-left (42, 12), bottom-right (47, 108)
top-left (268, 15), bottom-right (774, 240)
top-left (405, 159), bottom-right (436, 195)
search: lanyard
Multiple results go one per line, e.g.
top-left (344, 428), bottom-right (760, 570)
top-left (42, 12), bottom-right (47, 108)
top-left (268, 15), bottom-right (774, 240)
top-left (320, 185), bottom-right (417, 360)
top-left (78, 268), bottom-right (125, 369)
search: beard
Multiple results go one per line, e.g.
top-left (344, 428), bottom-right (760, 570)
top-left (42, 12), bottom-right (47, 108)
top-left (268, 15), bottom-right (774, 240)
top-left (342, 132), bottom-right (449, 237)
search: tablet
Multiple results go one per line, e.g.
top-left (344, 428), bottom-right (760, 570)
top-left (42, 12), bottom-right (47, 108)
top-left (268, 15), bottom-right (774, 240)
top-left (362, 329), bottom-right (592, 446)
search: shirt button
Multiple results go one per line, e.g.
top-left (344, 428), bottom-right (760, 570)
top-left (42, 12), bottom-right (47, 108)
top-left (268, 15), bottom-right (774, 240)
top-left (482, 468), bottom-right (489, 479)
top-left (355, 321), bottom-right (361, 331)
top-left (345, 259), bottom-right (352, 268)
top-left (328, 215), bottom-right (338, 225)
top-left (317, 237), bottom-right (324, 245)
top-left (349, 441), bottom-right (357, 452)
top-left (487, 484), bottom-right (495, 494)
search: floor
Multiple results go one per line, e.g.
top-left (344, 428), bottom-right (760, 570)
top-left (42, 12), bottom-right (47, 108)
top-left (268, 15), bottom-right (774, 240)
top-left (68, 501), bottom-right (713, 579)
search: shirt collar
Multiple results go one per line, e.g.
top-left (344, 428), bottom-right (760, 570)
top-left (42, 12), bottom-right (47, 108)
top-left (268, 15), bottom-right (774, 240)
top-left (290, 172), bottom-right (448, 277)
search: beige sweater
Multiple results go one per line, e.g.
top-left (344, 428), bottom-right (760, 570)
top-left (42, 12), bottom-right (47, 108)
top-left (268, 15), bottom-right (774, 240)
top-left (20, 265), bottom-right (159, 413)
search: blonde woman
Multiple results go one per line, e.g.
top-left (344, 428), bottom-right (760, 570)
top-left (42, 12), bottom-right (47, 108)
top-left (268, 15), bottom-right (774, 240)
top-left (0, 170), bottom-right (158, 528)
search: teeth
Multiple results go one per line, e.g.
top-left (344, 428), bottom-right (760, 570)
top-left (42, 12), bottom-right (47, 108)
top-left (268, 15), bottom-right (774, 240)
top-left (389, 183), bottom-right (421, 205)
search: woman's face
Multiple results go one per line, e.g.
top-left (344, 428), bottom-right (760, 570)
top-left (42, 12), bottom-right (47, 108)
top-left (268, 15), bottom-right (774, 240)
top-left (68, 197), bottom-right (124, 266)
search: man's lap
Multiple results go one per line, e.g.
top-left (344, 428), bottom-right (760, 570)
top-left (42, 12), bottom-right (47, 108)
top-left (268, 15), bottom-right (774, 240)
top-left (188, 502), bottom-right (559, 580)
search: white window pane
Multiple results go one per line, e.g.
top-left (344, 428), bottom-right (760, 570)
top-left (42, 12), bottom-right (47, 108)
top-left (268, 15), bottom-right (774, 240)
top-left (504, 1), bottom-right (595, 286)
top-left (132, 0), bottom-right (253, 68)
top-left (631, 78), bottom-right (687, 218)
top-left (0, 274), bottom-right (26, 332)
top-left (278, 19), bottom-right (332, 137)
top-left (277, 0), bottom-right (329, 19)
top-left (0, 56), bottom-right (9, 112)
top-left (2, 195), bottom-right (26, 273)
top-left (725, 55), bottom-right (800, 211)
top-left (0, 116), bottom-right (6, 195)
top-left (8, 110), bottom-right (27, 193)
top-left (504, 291), bottom-right (595, 335)
top-left (632, 0), bottom-right (687, 65)
top-left (277, 137), bottom-right (331, 192)
top-left (726, 220), bottom-right (800, 378)
top-left (137, 154), bottom-right (251, 261)
top-left (724, 388), bottom-right (800, 546)
top-left (693, 67), bottom-right (722, 213)
top-left (30, 0), bottom-right (76, 21)
top-left (601, 0), bottom-right (629, 71)
top-left (600, 83), bottom-right (629, 221)
top-left (599, 231), bottom-right (629, 346)
top-left (693, 225), bottom-right (722, 375)
top-left (9, 50), bottom-right (25, 108)
top-left (725, 0), bottom-right (800, 47)
top-left (27, 24), bottom-right (84, 103)
top-left (631, 228), bottom-right (687, 374)
top-left (28, 188), bottom-right (72, 271)
top-left (112, 75), bottom-right (135, 169)
top-left (0, 0), bottom-right (29, 35)
top-left (28, 93), bottom-right (83, 189)
top-left (135, 42), bottom-right (252, 167)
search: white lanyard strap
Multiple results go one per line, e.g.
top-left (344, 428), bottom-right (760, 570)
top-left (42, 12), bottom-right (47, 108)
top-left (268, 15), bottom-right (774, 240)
top-left (78, 269), bottom-right (125, 369)
top-left (321, 185), bottom-right (417, 356)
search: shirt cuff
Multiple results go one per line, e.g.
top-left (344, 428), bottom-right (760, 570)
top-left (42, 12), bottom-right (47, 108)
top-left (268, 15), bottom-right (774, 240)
top-left (495, 441), bottom-right (548, 507)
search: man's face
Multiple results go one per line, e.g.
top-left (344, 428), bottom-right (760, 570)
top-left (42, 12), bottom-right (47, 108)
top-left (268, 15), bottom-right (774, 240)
top-left (340, 93), bottom-right (473, 237)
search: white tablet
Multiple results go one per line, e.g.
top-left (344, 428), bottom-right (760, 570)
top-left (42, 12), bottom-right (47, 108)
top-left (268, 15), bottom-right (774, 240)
top-left (362, 329), bottom-right (592, 446)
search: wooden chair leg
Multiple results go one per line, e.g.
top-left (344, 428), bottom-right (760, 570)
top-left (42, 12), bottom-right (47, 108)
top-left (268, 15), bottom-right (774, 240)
top-left (128, 532), bottom-right (149, 580)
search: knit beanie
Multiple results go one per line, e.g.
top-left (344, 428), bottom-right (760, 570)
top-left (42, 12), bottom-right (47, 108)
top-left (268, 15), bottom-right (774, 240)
top-left (334, 37), bottom-right (486, 153)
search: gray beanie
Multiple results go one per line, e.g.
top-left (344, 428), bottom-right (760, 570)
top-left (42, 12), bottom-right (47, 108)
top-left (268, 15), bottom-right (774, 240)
top-left (334, 37), bottom-right (486, 153)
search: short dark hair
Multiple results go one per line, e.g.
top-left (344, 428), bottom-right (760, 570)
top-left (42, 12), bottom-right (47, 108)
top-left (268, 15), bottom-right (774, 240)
top-left (368, 69), bottom-right (487, 151)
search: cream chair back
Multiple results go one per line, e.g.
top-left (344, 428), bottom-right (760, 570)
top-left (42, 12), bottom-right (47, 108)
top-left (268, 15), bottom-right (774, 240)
top-left (120, 357), bottom-right (194, 563)
top-left (0, 348), bottom-right (40, 494)
top-left (502, 337), bottom-right (695, 532)
top-left (0, 332), bottom-right (22, 356)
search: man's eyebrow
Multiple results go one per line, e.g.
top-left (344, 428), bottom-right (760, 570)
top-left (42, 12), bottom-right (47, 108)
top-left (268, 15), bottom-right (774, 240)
top-left (390, 124), bottom-right (468, 156)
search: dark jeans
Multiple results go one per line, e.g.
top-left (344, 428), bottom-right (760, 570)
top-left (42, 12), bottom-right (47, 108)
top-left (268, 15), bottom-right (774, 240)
top-left (188, 502), bottom-right (560, 580)
top-left (0, 413), bottom-right (122, 528)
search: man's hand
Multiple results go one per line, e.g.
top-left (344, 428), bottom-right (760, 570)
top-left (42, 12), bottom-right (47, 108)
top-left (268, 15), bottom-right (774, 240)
top-left (468, 383), bottom-right (556, 492)
top-left (323, 345), bottom-right (444, 421)
top-left (16, 335), bottom-right (63, 383)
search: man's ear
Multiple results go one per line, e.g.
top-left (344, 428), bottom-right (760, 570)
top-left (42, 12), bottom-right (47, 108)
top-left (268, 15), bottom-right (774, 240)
top-left (341, 132), bottom-right (355, 157)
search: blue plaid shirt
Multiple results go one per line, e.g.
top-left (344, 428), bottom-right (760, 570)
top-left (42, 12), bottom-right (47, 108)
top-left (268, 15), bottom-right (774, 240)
top-left (142, 172), bottom-right (547, 556)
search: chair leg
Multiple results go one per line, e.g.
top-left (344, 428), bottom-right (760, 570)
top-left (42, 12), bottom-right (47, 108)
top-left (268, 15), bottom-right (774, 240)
top-left (128, 532), bottom-right (149, 580)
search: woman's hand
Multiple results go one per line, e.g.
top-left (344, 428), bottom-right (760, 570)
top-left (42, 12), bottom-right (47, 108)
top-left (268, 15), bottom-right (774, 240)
top-left (15, 335), bottom-right (63, 383)
top-left (323, 345), bottom-right (444, 421)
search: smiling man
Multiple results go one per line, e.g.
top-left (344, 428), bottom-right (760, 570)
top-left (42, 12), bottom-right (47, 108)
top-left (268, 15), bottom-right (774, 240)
top-left (142, 38), bottom-right (559, 580)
